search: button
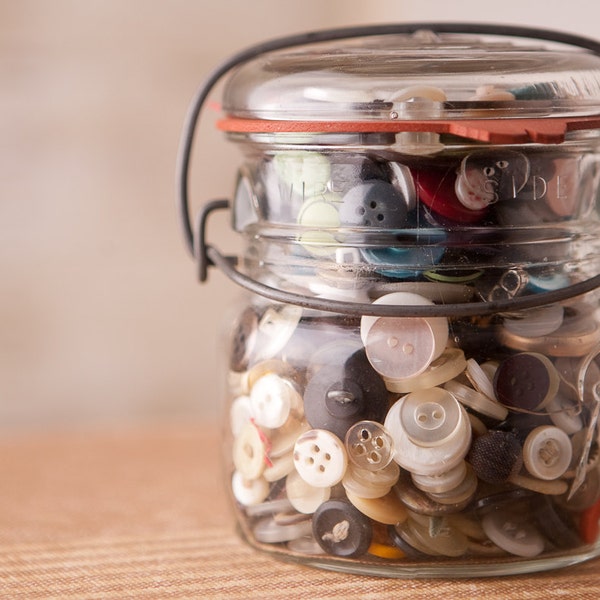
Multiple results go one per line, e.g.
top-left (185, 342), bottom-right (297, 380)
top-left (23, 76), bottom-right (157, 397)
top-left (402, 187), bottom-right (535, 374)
top-left (360, 291), bottom-right (449, 354)
top-left (444, 379), bottom-right (508, 421)
top-left (267, 416), bottom-right (310, 459)
top-left (467, 430), bottom-right (523, 484)
top-left (233, 421), bottom-right (268, 480)
top-left (579, 496), bottom-right (600, 544)
top-left (344, 420), bottom-right (395, 471)
top-left (339, 180), bottom-right (409, 228)
top-left (387, 162), bottom-right (417, 211)
top-left (361, 245), bottom-right (445, 280)
top-left (229, 307), bottom-right (259, 372)
top-left (312, 499), bottom-right (373, 557)
top-left (465, 358), bottom-right (497, 402)
top-left (523, 425), bottom-right (572, 480)
top-left (272, 151), bottom-right (331, 201)
top-left (411, 460), bottom-right (468, 494)
top-left (413, 165), bottom-right (488, 223)
top-left (263, 452), bottom-right (295, 483)
top-left (232, 168), bottom-right (260, 231)
top-left (285, 469), bottom-right (331, 514)
top-left (244, 498), bottom-right (294, 518)
top-left (393, 469), bottom-right (472, 516)
top-left (399, 386), bottom-right (462, 446)
top-left (557, 465), bottom-right (600, 511)
top-left (303, 349), bottom-right (388, 439)
top-left (345, 489), bottom-right (409, 525)
top-left (342, 461), bottom-right (400, 499)
top-left (249, 373), bottom-right (297, 429)
top-left (328, 154), bottom-right (385, 195)
top-left (245, 358), bottom-right (298, 392)
top-left (293, 429), bottom-right (348, 488)
top-left (426, 464), bottom-right (478, 506)
top-left (365, 316), bottom-right (436, 380)
top-left (369, 280), bottom-right (475, 304)
top-left (456, 150), bottom-right (530, 209)
top-left (533, 495), bottom-right (581, 549)
top-left (384, 348), bottom-right (467, 394)
top-left (367, 541), bottom-right (406, 560)
top-left (287, 534), bottom-right (326, 555)
top-left (387, 523), bottom-right (431, 558)
top-left (508, 472), bottom-right (569, 496)
top-left (253, 515), bottom-right (314, 544)
top-left (501, 304), bottom-right (564, 339)
top-left (494, 352), bottom-right (560, 411)
top-left (254, 305), bottom-right (303, 361)
top-left (481, 510), bottom-right (545, 557)
top-left (297, 194), bottom-right (341, 256)
top-left (405, 518), bottom-right (469, 557)
top-left (385, 389), bottom-right (471, 476)
top-left (229, 395), bottom-right (252, 437)
top-left (231, 471), bottom-right (270, 506)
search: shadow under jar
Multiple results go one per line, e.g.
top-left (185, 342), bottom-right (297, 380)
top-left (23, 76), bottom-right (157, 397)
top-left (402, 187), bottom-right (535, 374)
top-left (178, 24), bottom-right (600, 577)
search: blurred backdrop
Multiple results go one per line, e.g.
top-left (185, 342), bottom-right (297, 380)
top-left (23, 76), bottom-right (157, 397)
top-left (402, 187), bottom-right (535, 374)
top-left (2, 0), bottom-right (600, 431)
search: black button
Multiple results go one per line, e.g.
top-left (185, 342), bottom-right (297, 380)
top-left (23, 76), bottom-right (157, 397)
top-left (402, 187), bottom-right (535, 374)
top-left (339, 181), bottom-right (408, 228)
top-left (312, 499), bottom-right (373, 558)
top-left (387, 523), bottom-right (430, 559)
top-left (303, 349), bottom-right (388, 439)
top-left (467, 430), bottom-right (523, 485)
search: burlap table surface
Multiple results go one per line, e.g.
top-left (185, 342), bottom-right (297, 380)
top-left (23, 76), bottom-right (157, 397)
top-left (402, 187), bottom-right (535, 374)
top-left (0, 423), bottom-right (598, 599)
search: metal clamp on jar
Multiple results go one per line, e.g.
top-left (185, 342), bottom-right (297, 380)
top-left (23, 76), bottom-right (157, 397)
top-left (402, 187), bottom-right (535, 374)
top-left (177, 23), bottom-right (600, 577)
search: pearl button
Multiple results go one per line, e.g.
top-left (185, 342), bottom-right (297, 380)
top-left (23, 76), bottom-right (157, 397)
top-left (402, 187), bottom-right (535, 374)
top-left (501, 304), bottom-right (564, 339)
top-left (345, 489), bottom-right (409, 525)
top-left (231, 470), bottom-right (270, 506)
top-left (444, 379), bottom-right (508, 421)
top-left (233, 421), bottom-right (268, 480)
top-left (481, 510), bottom-right (545, 558)
top-left (411, 460), bottom-right (468, 494)
top-left (344, 420), bottom-right (395, 471)
top-left (293, 429), bottom-right (348, 488)
top-left (312, 499), bottom-right (373, 557)
top-left (385, 389), bottom-right (471, 476)
top-left (342, 461), bottom-right (401, 499)
top-left (285, 469), bottom-right (331, 514)
top-left (523, 425), bottom-right (572, 480)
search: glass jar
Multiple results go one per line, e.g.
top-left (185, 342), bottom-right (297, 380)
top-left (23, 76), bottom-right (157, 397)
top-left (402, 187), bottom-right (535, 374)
top-left (178, 24), bottom-right (600, 577)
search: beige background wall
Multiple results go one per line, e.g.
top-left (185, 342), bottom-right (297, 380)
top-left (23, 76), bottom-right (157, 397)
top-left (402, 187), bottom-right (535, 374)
top-left (2, 1), bottom-right (600, 431)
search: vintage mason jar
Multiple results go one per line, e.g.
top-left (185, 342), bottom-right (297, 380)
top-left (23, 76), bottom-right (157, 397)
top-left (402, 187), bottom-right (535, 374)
top-left (177, 24), bottom-right (600, 576)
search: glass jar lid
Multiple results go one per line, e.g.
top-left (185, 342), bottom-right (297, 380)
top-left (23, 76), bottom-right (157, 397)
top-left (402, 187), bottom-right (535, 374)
top-left (220, 29), bottom-right (600, 143)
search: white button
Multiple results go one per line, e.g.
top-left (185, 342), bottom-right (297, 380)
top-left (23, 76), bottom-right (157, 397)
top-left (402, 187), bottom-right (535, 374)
top-left (384, 348), bottom-right (467, 394)
top-left (365, 316), bottom-right (436, 380)
top-left (361, 292), bottom-right (448, 357)
top-left (411, 460), bottom-right (468, 494)
top-left (481, 510), bottom-right (545, 558)
top-left (426, 464), bottom-right (478, 505)
top-left (342, 463), bottom-right (397, 499)
top-left (250, 373), bottom-right (298, 429)
top-left (232, 422), bottom-right (267, 480)
top-left (344, 420), bottom-right (395, 471)
top-left (231, 470), bottom-right (269, 506)
top-left (502, 304), bottom-right (564, 338)
top-left (384, 390), bottom-right (472, 476)
top-left (254, 305), bottom-right (303, 361)
top-left (547, 392), bottom-right (583, 435)
top-left (523, 425), bottom-right (572, 480)
top-left (444, 379), bottom-right (508, 421)
top-left (399, 387), bottom-right (462, 446)
top-left (293, 429), bottom-right (348, 488)
top-left (268, 416), bottom-right (310, 459)
top-left (297, 193), bottom-right (341, 257)
top-left (285, 469), bottom-right (331, 514)
top-left (229, 395), bottom-right (252, 437)
top-left (263, 452), bottom-right (295, 482)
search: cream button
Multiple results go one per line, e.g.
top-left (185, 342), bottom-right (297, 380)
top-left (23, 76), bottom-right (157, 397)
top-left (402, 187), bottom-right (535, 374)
top-left (263, 451), bottom-right (295, 482)
top-left (345, 489), bottom-right (409, 525)
top-left (231, 470), bottom-right (270, 506)
top-left (229, 395), bottom-right (252, 437)
top-left (384, 348), bottom-right (467, 394)
top-left (293, 429), bottom-right (348, 488)
top-left (250, 373), bottom-right (298, 429)
top-left (547, 392), bottom-right (583, 435)
top-left (342, 462), bottom-right (399, 499)
top-left (502, 304), bottom-right (564, 338)
top-left (297, 195), bottom-right (341, 256)
top-left (523, 425), bottom-right (572, 480)
top-left (399, 387), bottom-right (462, 446)
top-left (233, 422), bottom-right (267, 480)
top-left (481, 510), bottom-right (545, 558)
top-left (344, 420), bottom-right (395, 471)
top-left (465, 358), bottom-right (497, 402)
top-left (285, 469), bottom-right (331, 514)
top-left (364, 316), bottom-right (436, 380)
top-left (444, 379), bottom-right (508, 421)
top-left (426, 464), bottom-right (478, 506)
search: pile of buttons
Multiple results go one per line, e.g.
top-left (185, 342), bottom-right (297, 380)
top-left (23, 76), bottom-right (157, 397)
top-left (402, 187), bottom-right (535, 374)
top-left (225, 145), bottom-right (600, 566)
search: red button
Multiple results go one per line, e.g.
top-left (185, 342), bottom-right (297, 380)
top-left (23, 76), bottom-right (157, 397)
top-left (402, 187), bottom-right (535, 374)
top-left (412, 165), bottom-right (488, 223)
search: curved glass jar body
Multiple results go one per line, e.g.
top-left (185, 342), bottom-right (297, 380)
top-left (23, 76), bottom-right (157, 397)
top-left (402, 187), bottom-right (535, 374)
top-left (222, 133), bottom-right (600, 577)
top-left (202, 29), bottom-right (600, 576)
